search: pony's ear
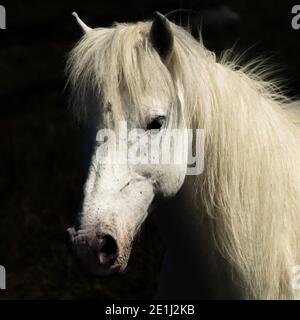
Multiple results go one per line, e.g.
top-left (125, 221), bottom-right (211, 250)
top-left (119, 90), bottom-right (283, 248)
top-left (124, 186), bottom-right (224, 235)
top-left (72, 12), bottom-right (92, 35)
top-left (149, 11), bottom-right (174, 64)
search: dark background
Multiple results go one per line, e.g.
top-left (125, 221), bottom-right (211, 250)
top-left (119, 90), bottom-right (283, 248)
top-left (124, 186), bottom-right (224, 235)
top-left (0, 0), bottom-right (299, 299)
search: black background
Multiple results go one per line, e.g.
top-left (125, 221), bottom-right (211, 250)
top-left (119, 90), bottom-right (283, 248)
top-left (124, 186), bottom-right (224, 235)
top-left (0, 0), bottom-right (300, 299)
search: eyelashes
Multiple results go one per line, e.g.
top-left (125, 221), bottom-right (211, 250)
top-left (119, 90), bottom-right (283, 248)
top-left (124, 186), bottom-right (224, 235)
top-left (76, 116), bottom-right (167, 132)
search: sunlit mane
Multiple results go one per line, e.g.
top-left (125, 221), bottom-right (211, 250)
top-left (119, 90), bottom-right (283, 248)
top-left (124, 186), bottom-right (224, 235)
top-left (66, 19), bottom-right (300, 299)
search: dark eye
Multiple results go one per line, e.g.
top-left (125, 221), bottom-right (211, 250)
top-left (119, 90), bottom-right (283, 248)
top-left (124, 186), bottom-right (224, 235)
top-left (146, 116), bottom-right (165, 131)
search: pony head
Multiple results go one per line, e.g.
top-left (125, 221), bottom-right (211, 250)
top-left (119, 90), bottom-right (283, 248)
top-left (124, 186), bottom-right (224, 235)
top-left (66, 12), bottom-right (189, 275)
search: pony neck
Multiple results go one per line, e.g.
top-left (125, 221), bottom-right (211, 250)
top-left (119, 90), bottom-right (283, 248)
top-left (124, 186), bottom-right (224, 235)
top-left (153, 176), bottom-right (243, 299)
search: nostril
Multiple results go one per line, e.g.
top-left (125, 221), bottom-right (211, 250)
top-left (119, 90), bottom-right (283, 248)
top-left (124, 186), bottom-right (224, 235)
top-left (102, 235), bottom-right (118, 255)
top-left (97, 235), bottom-right (118, 265)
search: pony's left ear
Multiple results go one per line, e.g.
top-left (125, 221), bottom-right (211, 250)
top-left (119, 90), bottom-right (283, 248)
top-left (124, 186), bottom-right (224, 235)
top-left (149, 11), bottom-right (174, 64)
top-left (72, 12), bottom-right (92, 35)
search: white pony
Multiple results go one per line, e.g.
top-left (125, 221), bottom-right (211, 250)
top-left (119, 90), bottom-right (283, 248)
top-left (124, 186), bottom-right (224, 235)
top-left (66, 12), bottom-right (300, 299)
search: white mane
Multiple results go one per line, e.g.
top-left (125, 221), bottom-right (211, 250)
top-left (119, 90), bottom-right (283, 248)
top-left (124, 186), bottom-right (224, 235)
top-left (66, 20), bottom-right (300, 299)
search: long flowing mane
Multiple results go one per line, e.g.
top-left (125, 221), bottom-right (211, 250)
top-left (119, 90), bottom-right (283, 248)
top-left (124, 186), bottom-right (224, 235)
top-left (66, 20), bottom-right (300, 299)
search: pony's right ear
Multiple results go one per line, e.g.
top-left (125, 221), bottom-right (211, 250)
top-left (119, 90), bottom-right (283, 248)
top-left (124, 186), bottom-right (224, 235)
top-left (72, 12), bottom-right (92, 35)
top-left (149, 11), bottom-right (174, 64)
